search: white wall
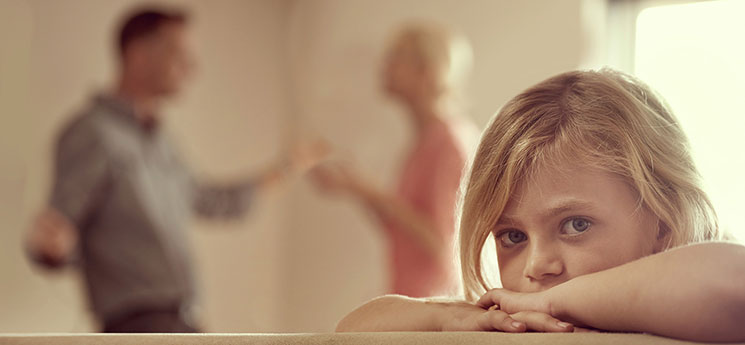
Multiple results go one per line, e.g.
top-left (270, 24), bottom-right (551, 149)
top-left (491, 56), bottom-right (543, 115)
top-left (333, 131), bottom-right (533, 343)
top-left (0, 0), bottom-right (605, 333)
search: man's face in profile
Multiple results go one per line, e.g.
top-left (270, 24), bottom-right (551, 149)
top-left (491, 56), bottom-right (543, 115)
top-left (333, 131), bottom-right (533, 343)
top-left (131, 22), bottom-right (196, 97)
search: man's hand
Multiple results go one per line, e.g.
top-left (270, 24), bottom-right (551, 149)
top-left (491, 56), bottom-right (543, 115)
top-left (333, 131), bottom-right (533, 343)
top-left (438, 299), bottom-right (574, 333)
top-left (285, 139), bottom-right (331, 176)
top-left (26, 207), bottom-right (78, 269)
top-left (255, 139), bottom-right (331, 190)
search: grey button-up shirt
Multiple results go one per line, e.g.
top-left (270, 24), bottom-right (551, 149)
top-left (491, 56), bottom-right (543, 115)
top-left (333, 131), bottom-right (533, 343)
top-left (50, 94), bottom-right (253, 323)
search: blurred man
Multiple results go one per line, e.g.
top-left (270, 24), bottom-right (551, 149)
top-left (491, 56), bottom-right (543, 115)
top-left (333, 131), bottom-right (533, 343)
top-left (25, 7), bottom-right (319, 332)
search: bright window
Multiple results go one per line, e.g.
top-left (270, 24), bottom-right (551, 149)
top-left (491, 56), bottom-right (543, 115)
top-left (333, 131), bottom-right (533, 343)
top-left (635, 0), bottom-right (745, 242)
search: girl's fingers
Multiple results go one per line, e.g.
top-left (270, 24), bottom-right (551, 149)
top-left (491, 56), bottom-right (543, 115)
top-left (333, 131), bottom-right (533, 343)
top-left (510, 311), bottom-right (574, 333)
top-left (475, 310), bottom-right (526, 332)
top-left (476, 288), bottom-right (502, 309)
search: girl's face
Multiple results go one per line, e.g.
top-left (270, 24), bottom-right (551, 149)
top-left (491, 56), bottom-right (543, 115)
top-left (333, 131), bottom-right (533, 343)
top-left (493, 162), bottom-right (664, 293)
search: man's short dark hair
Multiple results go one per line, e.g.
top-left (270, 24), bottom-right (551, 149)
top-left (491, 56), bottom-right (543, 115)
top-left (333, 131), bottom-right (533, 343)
top-left (117, 7), bottom-right (188, 57)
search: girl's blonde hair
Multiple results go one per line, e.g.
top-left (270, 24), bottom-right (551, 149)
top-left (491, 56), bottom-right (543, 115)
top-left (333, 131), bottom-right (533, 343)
top-left (459, 68), bottom-right (720, 301)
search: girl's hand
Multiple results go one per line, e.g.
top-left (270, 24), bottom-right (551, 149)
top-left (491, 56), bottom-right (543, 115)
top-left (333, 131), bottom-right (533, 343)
top-left (438, 300), bottom-right (573, 333)
top-left (477, 288), bottom-right (603, 334)
top-left (477, 288), bottom-right (553, 316)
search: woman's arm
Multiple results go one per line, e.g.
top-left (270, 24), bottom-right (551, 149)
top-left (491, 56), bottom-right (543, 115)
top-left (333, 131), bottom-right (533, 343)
top-left (480, 242), bottom-right (745, 342)
top-left (311, 162), bottom-right (446, 258)
top-left (352, 181), bottom-right (446, 258)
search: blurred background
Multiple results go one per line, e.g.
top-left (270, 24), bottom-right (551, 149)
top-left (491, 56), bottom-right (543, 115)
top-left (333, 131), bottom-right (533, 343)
top-left (0, 0), bottom-right (742, 333)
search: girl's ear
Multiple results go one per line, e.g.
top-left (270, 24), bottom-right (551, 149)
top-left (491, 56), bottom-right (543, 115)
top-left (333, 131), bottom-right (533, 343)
top-left (653, 220), bottom-right (672, 253)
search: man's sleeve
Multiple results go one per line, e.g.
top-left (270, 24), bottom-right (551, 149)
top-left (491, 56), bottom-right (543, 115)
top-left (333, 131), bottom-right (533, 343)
top-left (191, 179), bottom-right (254, 220)
top-left (49, 122), bottom-right (111, 228)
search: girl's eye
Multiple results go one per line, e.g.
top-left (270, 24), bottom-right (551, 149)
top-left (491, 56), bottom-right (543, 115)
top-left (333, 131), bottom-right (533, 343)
top-left (561, 217), bottom-right (591, 235)
top-left (498, 230), bottom-right (528, 247)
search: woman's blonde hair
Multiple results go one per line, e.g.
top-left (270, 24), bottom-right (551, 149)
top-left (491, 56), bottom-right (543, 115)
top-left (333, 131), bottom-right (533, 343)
top-left (386, 22), bottom-right (473, 98)
top-left (458, 68), bottom-right (720, 301)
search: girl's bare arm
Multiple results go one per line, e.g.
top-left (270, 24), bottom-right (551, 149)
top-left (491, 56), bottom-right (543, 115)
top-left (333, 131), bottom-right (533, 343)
top-left (337, 294), bottom-right (574, 333)
top-left (480, 242), bottom-right (745, 342)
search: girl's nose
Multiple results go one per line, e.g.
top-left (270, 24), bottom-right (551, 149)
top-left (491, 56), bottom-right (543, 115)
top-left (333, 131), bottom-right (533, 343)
top-left (523, 241), bottom-right (564, 283)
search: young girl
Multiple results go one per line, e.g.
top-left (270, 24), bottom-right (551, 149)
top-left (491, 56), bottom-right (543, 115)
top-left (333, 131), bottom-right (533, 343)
top-left (335, 69), bottom-right (745, 342)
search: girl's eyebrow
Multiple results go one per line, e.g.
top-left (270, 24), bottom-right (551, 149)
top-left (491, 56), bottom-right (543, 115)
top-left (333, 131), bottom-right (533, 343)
top-left (540, 199), bottom-right (597, 220)
top-left (495, 215), bottom-right (519, 227)
top-left (496, 199), bottom-right (597, 227)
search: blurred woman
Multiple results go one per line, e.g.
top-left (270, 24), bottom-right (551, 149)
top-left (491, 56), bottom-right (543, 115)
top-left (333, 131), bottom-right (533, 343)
top-left (312, 23), bottom-right (476, 297)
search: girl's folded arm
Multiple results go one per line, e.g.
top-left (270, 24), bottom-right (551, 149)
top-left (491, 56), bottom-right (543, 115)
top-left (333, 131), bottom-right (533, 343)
top-left (339, 294), bottom-right (581, 333)
top-left (548, 241), bottom-right (745, 342)
top-left (335, 295), bottom-right (445, 332)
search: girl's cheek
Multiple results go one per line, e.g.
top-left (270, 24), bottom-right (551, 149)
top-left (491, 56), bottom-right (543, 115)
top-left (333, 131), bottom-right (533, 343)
top-left (497, 255), bottom-right (524, 290)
